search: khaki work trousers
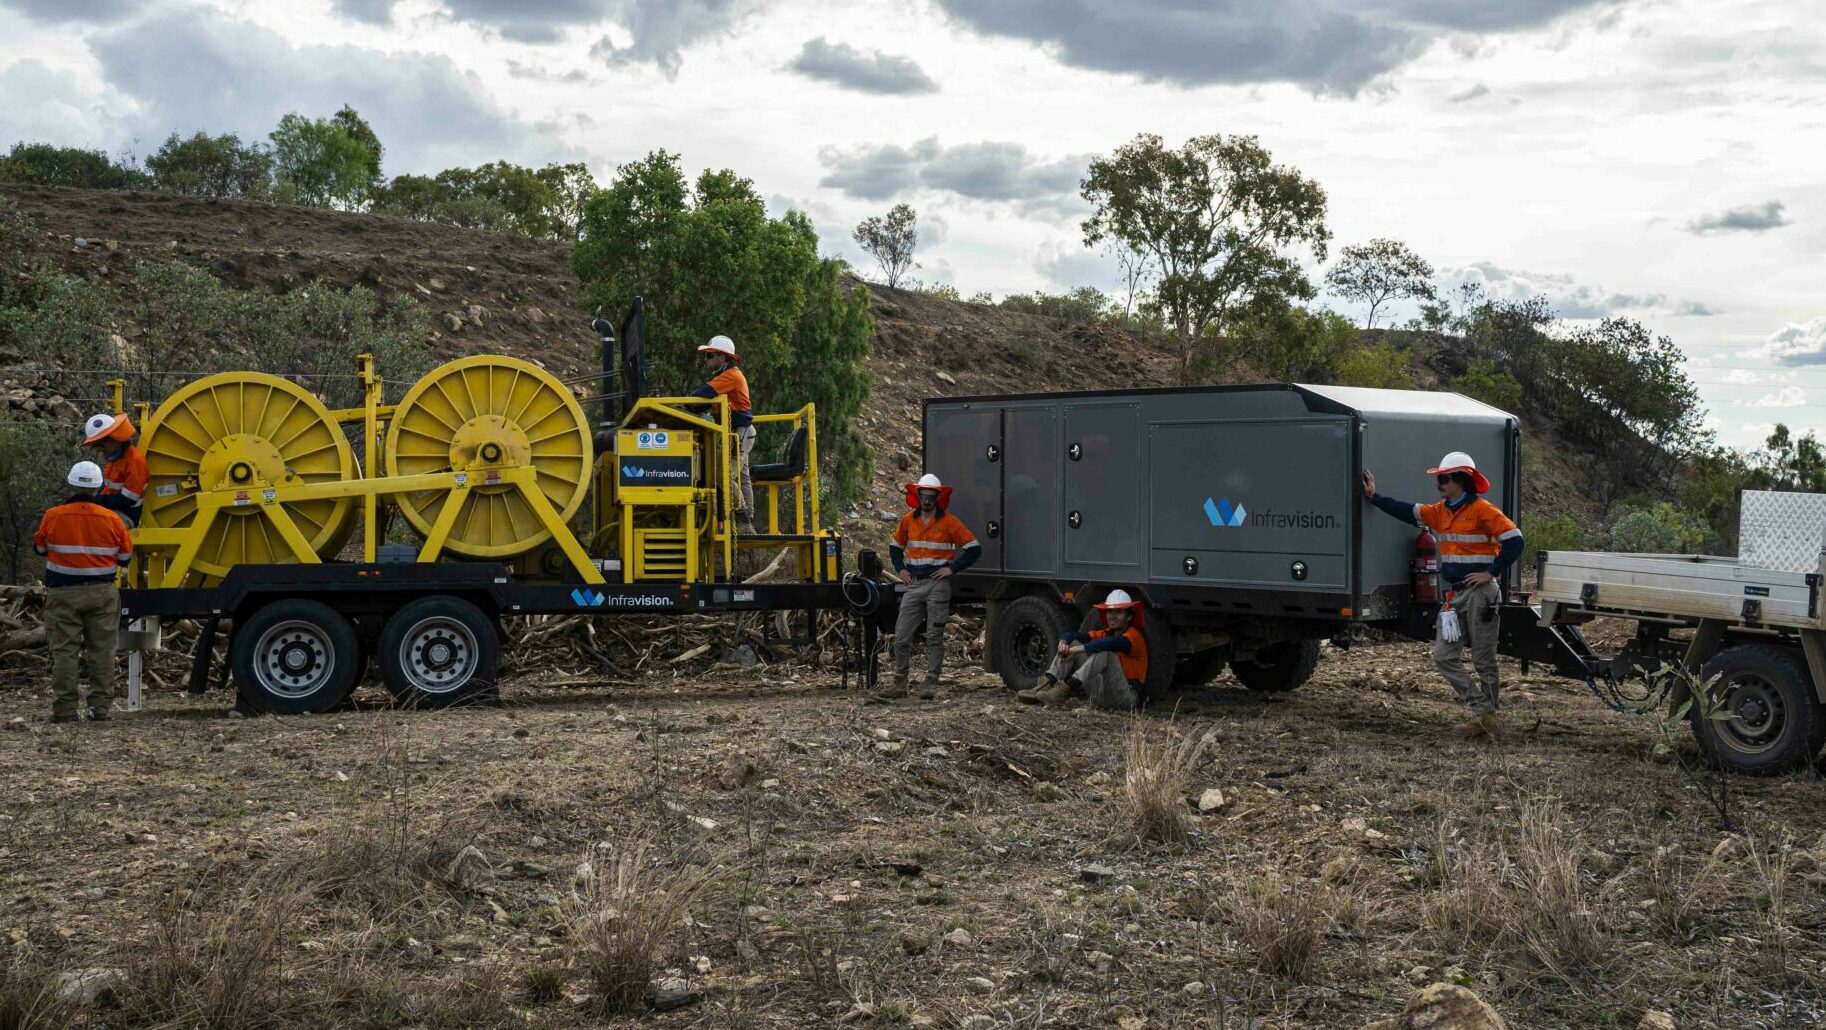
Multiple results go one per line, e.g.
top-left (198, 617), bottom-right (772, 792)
top-left (734, 425), bottom-right (756, 518)
top-left (893, 576), bottom-right (951, 683)
top-left (1436, 578), bottom-right (1501, 716)
top-left (1047, 649), bottom-right (1138, 711)
top-left (45, 582), bottom-right (119, 718)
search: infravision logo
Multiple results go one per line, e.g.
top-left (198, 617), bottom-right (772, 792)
top-left (1203, 497), bottom-right (1248, 528)
top-left (571, 588), bottom-right (606, 607)
top-left (622, 464), bottom-right (690, 481)
top-left (1203, 496), bottom-right (1342, 530)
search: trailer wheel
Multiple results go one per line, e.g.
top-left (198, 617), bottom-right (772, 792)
top-left (993, 595), bottom-right (1073, 691)
top-left (1174, 648), bottom-right (1230, 687)
top-left (230, 600), bottom-right (361, 714)
top-left (1692, 645), bottom-right (1826, 775)
top-left (1076, 596), bottom-right (1178, 703)
top-left (378, 596), bottom-right (499, 709)
top-left (1230, 639), bottom-right (1321, 693)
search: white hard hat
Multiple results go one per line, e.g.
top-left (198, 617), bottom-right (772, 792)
top-left (697, 335), bottom-right (739, 361)
top-left (915, 473), bottom-right (942, 490)
top-left (1427, 451), bottom-right (1491, 493)
top-left (1428, 451), bottom-right (1477, 474)
top-left (67, 460), bottom-right (104, 489)
top-left (1101, 589), bottom-right (1134, 607)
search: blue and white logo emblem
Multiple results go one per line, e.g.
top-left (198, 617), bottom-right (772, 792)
top-left (1203, 497), bottom-right (1248, 528)
top-left (571, 588), bottom-right (606, 607)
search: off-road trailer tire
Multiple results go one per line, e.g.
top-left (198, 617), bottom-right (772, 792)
top-left (1692, 644), bottom-right (1826, 775)
top-left (230, 599), bottom-right (362, 714)
top-left (992, 594), bottom-right (1075, 692)
top-left (1230, 639), bottom-right (1321, 693)
top-left (378, 595), bottom-right (500, 709)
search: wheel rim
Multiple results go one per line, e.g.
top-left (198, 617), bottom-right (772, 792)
top-left (1718, 675), bottom-right (1785, 754)
top-left (253, 619), bottom-right (337, 699)
top-left (397, 615), bottom-right (481, 694)
top-left (1011, 621), bottom-right (1052, 678)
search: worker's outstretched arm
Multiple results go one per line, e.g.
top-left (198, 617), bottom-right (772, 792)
top-left (1368, 492), bottom-right (1421, 527)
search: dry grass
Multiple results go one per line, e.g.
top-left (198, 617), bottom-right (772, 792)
top-left (117, 879), bottom-right (309, 1029)
top-left (1119, 717), bottom-right (1211, 846)
top-left (1420, 819), bottom-right (1510, 951)
top-left (0, 946), bottom-right (80, 1030)
top-left (564, 836), bottom-right (722, 1013)
top-left (1225, 868), bottom-right (1334, 981)
top-left (1643, 839), bottom-right (1728, 944)
top-left (1510, 800), bottom-right (1606, 983)
top-left (1745, 835), bottom-right (1800, 988)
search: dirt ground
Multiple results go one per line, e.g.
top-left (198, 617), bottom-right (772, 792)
top-left (4, 625), bottom-right (1825, 1029)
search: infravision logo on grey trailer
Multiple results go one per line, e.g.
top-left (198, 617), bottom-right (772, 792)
top-left (1204, 497), bottom-right (1248, 527)
top-left (1203, 496), bottom-right (1340, 530)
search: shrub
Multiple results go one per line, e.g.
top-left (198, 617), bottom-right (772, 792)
top-left (0, 142), bottom-right (144, 189)
top-left (1226, 869), bottom-right (1333, 980)
top-left (1331, 340), bottom-right (1410, 389)
top-left (1518, 512), bottom-right (1585, 572)
top-left (146, 132), bottom-right (273, 199)
top-left (0, 946), bottom-right (80, 1030)
top-left (998, 287), bottom-right (1109, 323)
top-left (1454, 358), bottom-right (1523, 412)
top-left (1226, 303), bottom-right (1360, 382)
top-left (1609, 502), bottom-right (1708, 554)
top-left (0, 417), bottom-right (76, 585)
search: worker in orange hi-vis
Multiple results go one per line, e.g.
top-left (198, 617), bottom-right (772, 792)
top-left (879, 474), bottom-right (981, 702)
top-left (81, 411), bottom-right (148, 528)
top-left (688, 335), bottom-right (755, 530)
top-left (35, 461), bottom-right (132, 724)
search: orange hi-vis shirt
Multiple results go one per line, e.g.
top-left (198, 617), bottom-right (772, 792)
top-left (102, 443), bottom-right (148, 504)
top-left (1089, 625), bottom-right (1148, 684)
top-left (34, 498), bottom-right (132, 587)
top-left (1414, 497), bottom-right (1520, 565)
top-left (697, 367), bottom-right (752, 427)
top-left (892, 510), bottom-right (979, 578)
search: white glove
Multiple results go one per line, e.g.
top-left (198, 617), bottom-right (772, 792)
top-left (1438, 607), bottom-right (1462, 644)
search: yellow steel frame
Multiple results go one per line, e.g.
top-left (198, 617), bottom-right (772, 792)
top-left (128, 354), bottom-right (843, 590)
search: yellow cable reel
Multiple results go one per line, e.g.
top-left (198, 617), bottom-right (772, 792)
top-left (385, 354), bottom-right (592, 558)
top-left (140, 372), bottom-right (359, 578)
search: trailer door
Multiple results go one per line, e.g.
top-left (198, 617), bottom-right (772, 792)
top-left (923, 403), bottom-right (1002, 572)
top-left (1063, 402), bottom-right (1144, 574)
top-left (1001, 406), bottom-right (1060, 574)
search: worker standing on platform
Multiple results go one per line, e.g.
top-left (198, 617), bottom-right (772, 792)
top-left (81, 411), bottom-right (148, 527)
top-left (880, 473), bottom-right (980, 701)
top-left (1363, 452), bottom-right (1522, 738)
top-left (689, 335), bottom-right (755, 530)
top-left (35, 461), bottom-right (132, 723)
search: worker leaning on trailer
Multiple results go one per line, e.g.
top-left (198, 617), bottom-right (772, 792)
top-left (879, 473), bottom-right (981, 701)
top-left (35, 461), bottom-right (133, 724)
top-left (81, 411), bottom-right (148, 527)
top-left (1363, 451), bottom-right (1523, 739)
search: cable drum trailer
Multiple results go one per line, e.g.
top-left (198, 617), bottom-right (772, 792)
top-left (114, 302), bottom-right (894, 715)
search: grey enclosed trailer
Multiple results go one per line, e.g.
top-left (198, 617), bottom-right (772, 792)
top-left (922, 383), bottom-right (1522, 696)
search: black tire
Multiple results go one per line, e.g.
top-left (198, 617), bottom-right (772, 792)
top-left (1174, 648), bottom-right (1230, 688)
top-left (378, 596), bottom-right (499, 709)
top-left (230, 600), bottom-right (362, 715)
top-left (992, 595), bottom-right (1074, 692)
top-left (1692, 645), bottom-right (1826, 775)
top-left (1230, 639), bottom-right (1321, 693)
top-left (1077, 593), bottom-right (1178, 703)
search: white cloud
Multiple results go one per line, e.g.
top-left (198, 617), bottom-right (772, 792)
top-left (85, 5), bottom-right (574, 174)
top-left (1748, 386), bottom-right (1808, 408)
top-left (1722, 368), bottom-right (1764, 385)
top-left (1761, 316), bottom-right (1826, 367)
top-left (1444, 262), bottom-right (1687, 320)
top-left (817, 137), bottom-right (1089, 218)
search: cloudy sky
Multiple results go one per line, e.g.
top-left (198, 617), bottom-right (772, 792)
top-left (1, 0), bottom-right (1822, 449)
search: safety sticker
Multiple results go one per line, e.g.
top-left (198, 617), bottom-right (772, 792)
top-left (262, 489), bottom-right (277, 503)
top-left (233, 491), bottom-right (251, 505)
top-left (154, 483), bottom-right (178, 498)
top-left (637, 431), bottom-right (670, 449)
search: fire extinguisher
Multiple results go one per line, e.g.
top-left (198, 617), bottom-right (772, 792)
top-left (1412, 528), bottom-right (1440, 606)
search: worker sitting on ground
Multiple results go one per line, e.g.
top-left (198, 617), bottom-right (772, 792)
top-left (81, 411), bottom-right (147, 527)
top-left (688, 335), bottom-right (755, 530)
top-left (879, 473), bottom-right (980, 702)
top-left (35, 460), bottom-right (133, 724)
top-left (1018, 589), bottom-right (1147, 710)
top-left (1363, 451), bottom-right (1522, 739)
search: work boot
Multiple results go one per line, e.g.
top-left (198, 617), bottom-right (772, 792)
top-left (1030, 680), bottom-right (1073, 707)
top-left (1017, 674), bottom-right (1057, 704)
top-left (918, 679), bottom-right (938, 700)
top-left (87, 708), bottom-right (111, 722)
top-left (734, 511), bottom-right (756, 532)
top-left (869, 674), bottom-right (910, 703)
top-left (1454, 712), bottom-right (1500, 739)
top-left (49, 712), bottom-right (78, 725)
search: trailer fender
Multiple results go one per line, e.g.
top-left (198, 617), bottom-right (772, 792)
top-left (1798, 629), bottom-right (1826, 703)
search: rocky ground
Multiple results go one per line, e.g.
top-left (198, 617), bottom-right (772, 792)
top-left (4, 627), bottom-right (1824, 1029)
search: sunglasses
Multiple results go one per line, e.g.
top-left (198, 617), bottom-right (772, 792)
top-left (1436, 475), bottom-right (1454, 485)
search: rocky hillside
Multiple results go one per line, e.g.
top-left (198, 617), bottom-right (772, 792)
top-left (1, 182), bottom-right (1595, 555)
